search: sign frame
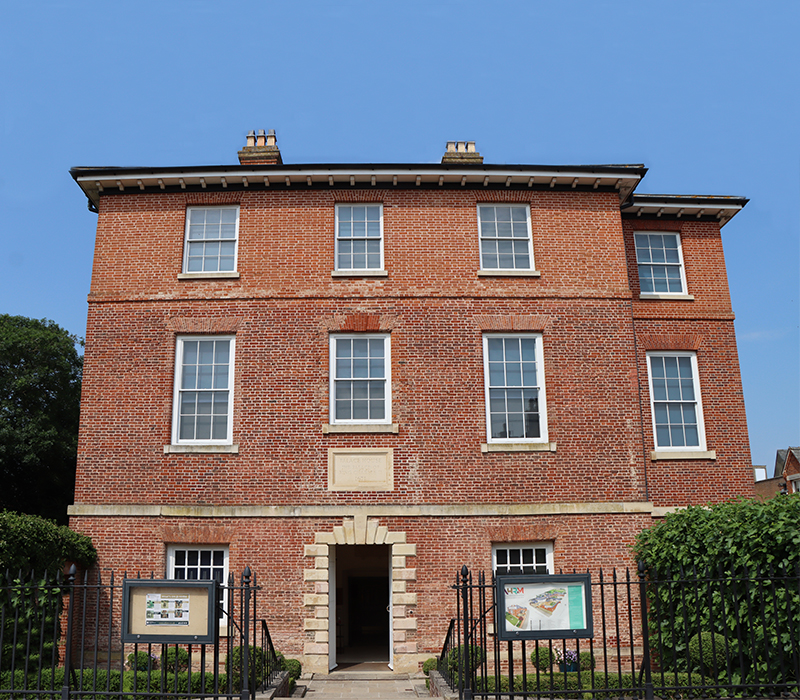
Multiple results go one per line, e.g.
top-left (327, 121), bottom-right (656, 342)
top-left (495, 573), bottom-right (593, 641)
top-left (121, 579), bottom-right (218, 644)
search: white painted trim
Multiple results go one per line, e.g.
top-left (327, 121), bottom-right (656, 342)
top-left (634, 231), bottom-right (689, 296)
top-left (178, 271), bottom-right (240, 280)
top-left (328, 547), bottom-right (337, 671)
top-left (182, 205), bottom-right (239, 275)
top-left (477, 203), bottom-right (534, 273)
top-left (645, 351), bottom-right (707, 452)
top-left (492, 542), bottom-right (554, 575)
top-left (172, 335), bottom-right (236, 445)
top-left (482, 333), bottom-right (548, 445)
top-left (334, 203), bottom-right (384, 273)
top-left (477, 270), bottom-right (541, 277)
top-left (329, 333), bottom-right (391, 425)
top-left (77, 167), bottom-right (644, 186)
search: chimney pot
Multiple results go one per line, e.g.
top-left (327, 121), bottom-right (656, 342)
top-left (238, 128), bottom-right (282, 165)
top-left (441, 139), bottom-right (483, 164)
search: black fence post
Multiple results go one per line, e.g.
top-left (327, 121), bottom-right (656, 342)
top-left (460, 565), bottom-right (472, 700)
top-left (637, 561), bottom-right (654, 700)
top-left (60, 565), bottom-right (77, 700)
top-left (240, 566), bottom-right (251, 700)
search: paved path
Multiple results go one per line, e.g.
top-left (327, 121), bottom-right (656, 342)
top-left (298, 673), bottom-right (429, 698)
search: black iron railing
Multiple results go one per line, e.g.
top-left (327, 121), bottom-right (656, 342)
top-left (0, 566), bottom-right (278, 700)
top-left (438, 563), bottom-right (800, 699)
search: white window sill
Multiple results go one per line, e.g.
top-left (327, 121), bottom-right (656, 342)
top-left (650, 449), bottom-right (715, 461)
top-left (331, 270), bottom-right (388, 278)
top-left (178, 271), bottom-right (240, 280)
top-left (639, 293), bottom-right (694, 301)
top-left (323, 423), bottom-right (399, 434)
top-left (482, 442), bottom-right (556, 453)
top-left (164, 444), bottom-right (239, 454)
top-left (477, 269), bottom-right (541, 277)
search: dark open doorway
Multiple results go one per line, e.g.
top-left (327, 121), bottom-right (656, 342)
top-left (334, 544), bottom-right (390, 666)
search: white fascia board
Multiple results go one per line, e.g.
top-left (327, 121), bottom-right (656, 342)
top-left (76, 166), bottom-right (643, 185)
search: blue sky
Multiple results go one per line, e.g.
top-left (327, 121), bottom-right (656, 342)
top-left (1, 1), bottom-right (797, 476)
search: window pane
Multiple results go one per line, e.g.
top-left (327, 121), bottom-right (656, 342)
top-left (506, 363), bottom-right (522, 386)
top-left (496, 549), bottom-right (507, 565)
top-left (336, 339), bottom-right (351, 358)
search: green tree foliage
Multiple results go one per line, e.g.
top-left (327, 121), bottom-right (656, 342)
top-left (632, 497), bottom-right (800, 573)
top-left (0, 512), bottom-right (96, 673)
top-left (632, 497), bottom-right (800, 691)
top-left (0, 315), bottom-right (82, 524)
top-left (0, 510), bottom-right (96, 574)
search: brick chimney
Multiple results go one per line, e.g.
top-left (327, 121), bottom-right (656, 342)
top-left (441, 141), bottom-right (483, 164)
top-left (238, 129), bottom-right (283, 165)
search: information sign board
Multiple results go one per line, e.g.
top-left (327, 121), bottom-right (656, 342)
top-left (121, 579), bottom-right (218, 644)
top-left (495, 574), bottom-right (593, 640)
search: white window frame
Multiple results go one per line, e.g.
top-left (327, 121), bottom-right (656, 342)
top-left (492, 543), bottom-right (553, 576)
top-left (166, 545), bottom-right (229, 622)
top-left (787, 474), bottom-right (800, 494)
top-left (478, 204), bottom-right (534, 271)
top-left (634, 231), bottom-right (688, 296)
top-left (483, 334), bottom-right (548, 444)
top-left (334, 204), bottom-right (384, 272)
top-left (172, 336), bottom-right (235, 445)
top-left (182, 205), bottom-right (240, 274)
top-left (329, 334), bottom-right (391, 424)
top-left (646, 351), bottom-right (707, 451)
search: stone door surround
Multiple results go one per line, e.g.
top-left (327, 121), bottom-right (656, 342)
top-left (303, 515), bottom-right (417, 673)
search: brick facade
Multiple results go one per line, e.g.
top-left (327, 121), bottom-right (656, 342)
top-left (70, 141), bottom-right (753, 673)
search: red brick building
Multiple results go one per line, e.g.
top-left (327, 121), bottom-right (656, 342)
top-left (69, 132), bottom-right (753, 673)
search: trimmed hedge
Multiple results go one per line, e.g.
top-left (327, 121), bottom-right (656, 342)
top-left (0, 667), bottom-right (229, 700)
top-left (474, 670), bottom-right (709, 699)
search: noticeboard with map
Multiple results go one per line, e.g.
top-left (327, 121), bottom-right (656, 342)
top-left (496, 574), bottom-right (593, 640)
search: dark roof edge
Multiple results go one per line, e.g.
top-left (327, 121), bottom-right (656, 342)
top-left (70, 162), bottom-right (648, 178)
top-left (632, 194), bottom-right (749, 206)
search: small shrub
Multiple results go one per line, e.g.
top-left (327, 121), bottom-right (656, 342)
top-left (280, 655), bottom-right (302, 681)
top-left (530, 645), bottom-right (555, 670)
top-left (227, 645), bottom-right (267, 691)
top-left (445, 644), bottom-right (485, 677)
top-left (126, 650), bottom-right (158, 671)
top-left (161, 646), bottom-right (189, 673)
top-left (688, 632), bottom-right (728, 673)
top-left (578, 650), bottom-right (595, 670)
top-left (422, 656), bottom-right (438, 676)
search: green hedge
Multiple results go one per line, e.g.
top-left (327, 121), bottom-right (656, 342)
top-left (473, 670), bottom-right (710, 699)
top-left (0, 667), bottom-right (229, 700)
top-left (633, 497), bottom-right (800, 687)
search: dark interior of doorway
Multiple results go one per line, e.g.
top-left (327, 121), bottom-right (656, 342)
top-left (335, 544), bottom-right (390, 665)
